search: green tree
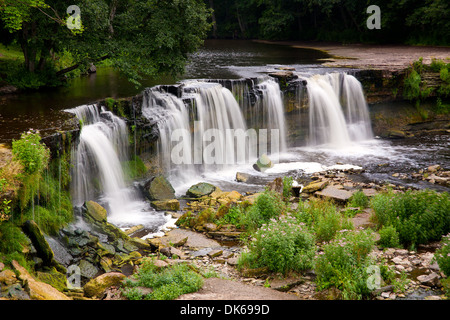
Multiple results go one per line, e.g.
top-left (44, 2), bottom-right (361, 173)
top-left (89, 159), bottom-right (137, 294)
top-left (0, 0), bottom-right (211, 87)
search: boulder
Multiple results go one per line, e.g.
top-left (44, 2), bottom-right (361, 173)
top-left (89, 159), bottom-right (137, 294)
top-left (143, 175), bottom-right (175, 201)
top-left (85, 201), bottom-right (107, 222)
top-left (427, 164), bottom-right (440, 173)
top-left (236, 172), bottom-right (251, 183)
top-left (266, 177), bottom-right (283, 194)
top-left (417, 272), bottom-right (440, 287)
top-left (83, 272), bottom-right (126, 298)
top-left (22, 220), bottom-right (55, 267)
top-left (303, 180), bottom-right (329, 193)
top-left (252, 153), bottom-right (273, 172)
top-left (386, 130), bottom-right (406, 139)
top-left (78, 260), bottom-right (99, 279)
top-left (186, 182), bottom-right (217, 198)
top-left (11, 260), bottom-right (71, 300)
top-left (151, 199), bottom-right (180, 211)
top-left (315, 186), bottom-right (354, 203)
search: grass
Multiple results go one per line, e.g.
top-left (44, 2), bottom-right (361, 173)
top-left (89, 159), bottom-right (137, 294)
top-left (122, 258), bottom-right (203, 300)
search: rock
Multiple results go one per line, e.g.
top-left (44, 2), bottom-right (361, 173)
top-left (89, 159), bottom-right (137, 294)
top-left (266, 177), bottom-right (283, 194)
top-left (303, 180), bottom-right (329, 193)
top-left (362, 188), bottom-right (378, 197)
top-left (417, 272), bottom-right (440, 287)
top-left (186, 182), bottom-right (217, 198)
top-left (236, 172), bottom-right (250, 183)
top-left (85, 201), bottom-right (107, 222)
top-left (143, 175), bottom-right (175, 201)
top-left (22, 220), bottom-right (56, 268)
top-left (253, 153), bottom-right (273, 172)
top-left (153, 259), bottom-right (169, 268)
top-left (124, 224), bottom-right (144, 236)
top-left (151, 199), bottom-right (180, 211)
top-left (78, 260), bottom-right (99, 279)
top-left (207, 249), bottom-right (223, 258)
top-left (0, 269), bottom-right (17, 285)
top-left (5, 284), bottom-right (30, 300)
top-left (242, 193), bottom-right (262, 205)
top-left (427, 165), bottom-right (440, 172)
top-left (83, 272), bottom-right (126, 298)
top-left (204, 223), bottom-right (218, 232)
top-left (386, 130), bottom-right (406, 139)
top-left (11, 260), bottom-right (71, 300)
top-left (315, 186), bottom-right (354, 203)
top-left (87, 63), bottom-right (97, 74)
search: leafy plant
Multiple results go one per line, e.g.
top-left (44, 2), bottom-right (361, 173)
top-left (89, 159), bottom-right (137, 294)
top-left (348, 191), bottom-right (369, 209)
top-left (378, 225), bottom-right (401, 248)
top-left (434, 233), bottom-right (450, 277)
top-left (238, 213), bottom-right (316, 274)
top-left (314, 229), bottom-right (376, 300)
top-left (371, 189), bottom-right (450, 248)
top-left (244, 190), bottom-right (286, 231)
top-left (122, 259), bottom-right (203, 300)
top-left (282, 176), bottom-right (294, 200)
top-left (12, 130), bottom-right (50, 175)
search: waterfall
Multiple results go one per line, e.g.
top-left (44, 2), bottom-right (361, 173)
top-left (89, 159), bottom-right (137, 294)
top-left (67, 104), bottom-right (170, 233)
top-left (305, 73), bottom-right (373, 147)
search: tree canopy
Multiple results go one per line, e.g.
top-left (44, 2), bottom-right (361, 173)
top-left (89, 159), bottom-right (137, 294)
top-left (0, 0), bottom-right (212, 87)
top-left (206, 0), bottom-right (450, 45)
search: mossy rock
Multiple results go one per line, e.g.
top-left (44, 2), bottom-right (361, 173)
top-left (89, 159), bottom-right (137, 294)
top-left (36, 270), bottom-right (67, 292)
top-left (151, 199), bottom-right (180, 211)
top-left (145, 175), bottom-right (175, 201)
top-left (83, 272), bottom-right (126, 298)
top-left (85, 201), bottom-right (107, 222)
top-left (186, 182), bottom-right (217, 198)
top-left (22, 220), bottom-right (54, 266)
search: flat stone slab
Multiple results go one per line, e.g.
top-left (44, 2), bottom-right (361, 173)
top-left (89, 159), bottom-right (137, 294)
top-left (159, 229), bottom-right (221, 250)
top-left (315, 186), bottom-right (354, 203)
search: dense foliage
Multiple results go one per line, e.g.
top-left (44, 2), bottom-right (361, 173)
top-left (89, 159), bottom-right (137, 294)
top-left (371, 189), bottom-right (450, 249)
top-left (0, 0), bottom-right (211, 88)
top-left (123, 258), bottom-right (204, 300)
top-left (205, 0), bottom-right (450, 45)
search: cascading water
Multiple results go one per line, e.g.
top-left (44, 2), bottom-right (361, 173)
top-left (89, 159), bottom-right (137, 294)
top-left (67, 104), bottom-right (174, 237)
top-left (305, 73), bottom-right (373, 147)
top-left (142, 80), bottom-right (287, 191)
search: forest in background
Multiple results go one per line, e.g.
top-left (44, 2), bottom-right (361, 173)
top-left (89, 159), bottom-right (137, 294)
top-left (205, 0), bottom-right (450, 45)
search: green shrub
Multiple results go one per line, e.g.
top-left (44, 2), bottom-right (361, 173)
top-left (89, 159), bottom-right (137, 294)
top-left (348, 191), bottom-right (369, 209)
top-left (314, 229), bottom-right (376, 300)
top-left (296, 198), bottom-right (352, 242)
top-left (238, 213), bottom-right (316, 274)
top-left (122, 259), bottom-right (203, 300)
top-left (371, 189), bottom-right (450, 248)
top-left (12, 130), bottom-right (50, 175)
top-left (217, 204), bottom-right (245, 228)
top-left (378, 225), bottom-right (401, 248)
top-left (434, 234), bottom-right (450, 277)
top-left (244, 190), bottom-right (286, 231)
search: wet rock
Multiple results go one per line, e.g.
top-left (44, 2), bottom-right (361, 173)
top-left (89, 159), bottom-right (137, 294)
top-left (236, 172), bottom-right (251, 183)
top-left (151, 199), bottom-right (180, 211)
top-left (124, 225), bottom-right (144, 236)
top-left (79, 260), bottom-right (99, 279)
top-left (266, 177), bottom-right (283, 194)
top-left (386, 130), bottom-right (406, 139)
top-left (207, 249), bottom-right (223, 258)
top-left (85, 201), bottom-right (107, 222)
top-left (143, 175), bottom-right (175, 201)
top-left (5, 283), bottom-right (30, 300)
top-left (0, 269), bottom-right (17, 286)
top-left (22, 220), bottom-right (61, 270)
top-left (83, 272), bottom-right (126, 298)
top-left (186, 182), bottom-right (217, 198)
top-left (303, 180), bottom-right (329, 193)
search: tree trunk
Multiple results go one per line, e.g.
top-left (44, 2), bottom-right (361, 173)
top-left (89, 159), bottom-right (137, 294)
top-left (209, 0), bottom-right (217, 38)
top-left (236, 6), bottom-right (246, 38)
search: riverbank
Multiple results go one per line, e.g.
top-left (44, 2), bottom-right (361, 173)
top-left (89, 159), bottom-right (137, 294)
top-left (254, 40), bottom-right (450, 72)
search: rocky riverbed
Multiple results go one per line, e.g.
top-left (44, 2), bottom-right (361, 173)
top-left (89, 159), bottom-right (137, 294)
top-left (1, 161), bottom-right (448, 301)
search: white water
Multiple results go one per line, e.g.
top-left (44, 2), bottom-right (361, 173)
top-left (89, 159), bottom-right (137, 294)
top-left (142, 80), bottom-right (288, 191)
top-left (306, 73), bottom-right (373, 147)
top-left (67, 104), bottom-right (174, 237)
